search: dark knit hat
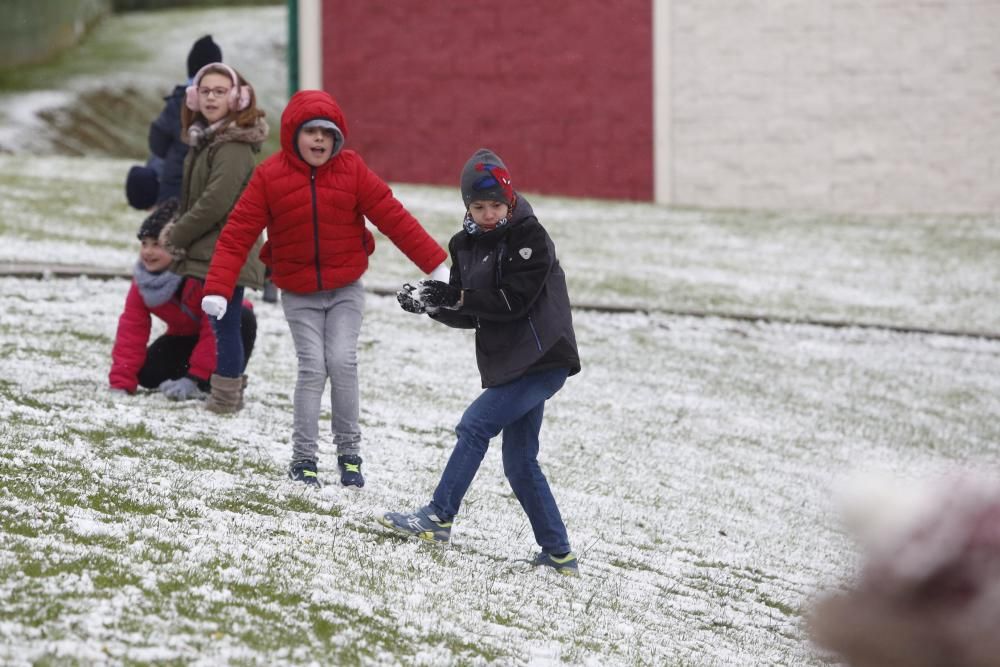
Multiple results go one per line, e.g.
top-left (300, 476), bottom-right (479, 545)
top-left (187, 35), bottom-right (222, 79)
top-left (137, 198), bottom-right (180, 240)
top-left (125, 165), bottom-right (160, 210)
top-left (460, 148), bottom-right (514, 208)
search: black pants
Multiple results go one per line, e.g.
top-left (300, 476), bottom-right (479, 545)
top-left (137, 308), bottom-right (257, 391)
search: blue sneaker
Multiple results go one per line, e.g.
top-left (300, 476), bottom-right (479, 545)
top-left (530, 551), bottom-right (579, 576)
top-left (377, 505), bottom-right (452, 543)
top-left (338, 454), bottom-right (364, 488)
top-left (289, 460), bottom-right (321, 488)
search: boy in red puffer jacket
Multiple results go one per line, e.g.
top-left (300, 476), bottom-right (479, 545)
top-left (110, 199), bottom-right (256, 398)
top-left (202, 89), bottom-right (448, 489)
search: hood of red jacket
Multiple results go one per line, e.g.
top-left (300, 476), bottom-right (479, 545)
top-left (280, 89), bottom-right (349, 162)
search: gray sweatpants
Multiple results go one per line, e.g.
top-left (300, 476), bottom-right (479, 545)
top-left (280, 281), bottom-right (364, 463)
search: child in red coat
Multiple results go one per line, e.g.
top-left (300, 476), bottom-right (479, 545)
top-left (110, 199), bottom-right (256, 398)
top-left (202, 89), bottom-right (448, 488)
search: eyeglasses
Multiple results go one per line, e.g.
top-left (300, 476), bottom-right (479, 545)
top-left (198, 87), bottom-right (231, 99)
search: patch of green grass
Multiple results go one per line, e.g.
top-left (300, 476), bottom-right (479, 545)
top-left (758, 593), bottom-right (798, 617)
top-left (85, 486), bottom-right (164, 516)
top-left (66, 421), bottom-right (154, 449)
top-left (0, 24), bottom-right (148, 92)
top-left (284, 494), bottom-right (331, 516)
top-left (208, 489), bottom-right (279, 517)
top-left (0, 380), bottom-right (48, 410)
top-left (609, 557), bottom-right (658, 573)
top-left (66, 330), bottom-right (110, 345)
top-left (187, 434), bottom-right (237, 454)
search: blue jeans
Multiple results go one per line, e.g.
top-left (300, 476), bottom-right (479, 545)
top-left (209, 286), bottom-right (246, 378)
top-left (430, 367), bottom-right (572, 555)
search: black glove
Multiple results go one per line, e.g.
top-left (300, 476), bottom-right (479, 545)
top-left (396, 283), bottom-right (426, 314)
top-left (418, 279), bottom-right (461, 309)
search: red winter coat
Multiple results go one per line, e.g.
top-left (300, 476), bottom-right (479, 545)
top-left (109, 276), bottom-right (215, 392)
top-left (203, 90), bottom-right (446, 299)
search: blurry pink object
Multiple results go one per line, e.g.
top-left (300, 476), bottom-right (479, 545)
top-left (809, 471), bottom-right (1000, 667)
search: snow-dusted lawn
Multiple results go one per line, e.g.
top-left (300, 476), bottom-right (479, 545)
top-left (2, 270), bottom-right (999, 665)
top-left (2, 153), bottom-right (1000, 664)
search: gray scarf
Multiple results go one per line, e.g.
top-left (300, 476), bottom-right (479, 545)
top-left (134, 261), bottom-right (183, 308)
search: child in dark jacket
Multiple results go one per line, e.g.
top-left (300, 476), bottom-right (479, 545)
top-left (148, 35), bottom-right (222, 204)
top-left (201, 89), bottom-right (448, 488)
top-left (109, 199), bottom-right (256, 398)
top-left (380, 148), bottom-right (582, 575)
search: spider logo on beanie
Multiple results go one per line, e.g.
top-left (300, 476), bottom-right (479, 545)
top-left (473, 162), bottom-right (513, 204)
top-left (460, 148), bottom-right (514, 208)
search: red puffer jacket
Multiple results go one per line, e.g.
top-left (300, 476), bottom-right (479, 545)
top-left (203, 90), bottom-right (446, 299)
top-left (109, 276), bottom-right (215, 392)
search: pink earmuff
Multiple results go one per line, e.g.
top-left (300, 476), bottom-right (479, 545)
top-left (184, 62), bottom-right (252, 112)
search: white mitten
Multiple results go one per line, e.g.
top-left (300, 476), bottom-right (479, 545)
top-left (429, 263), bottom-right (450, 282)
top-left (201, 295), bottom-right (228, 319)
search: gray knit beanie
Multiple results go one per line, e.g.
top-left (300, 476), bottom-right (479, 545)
top-left (460, 148), bottom-right (514, 208)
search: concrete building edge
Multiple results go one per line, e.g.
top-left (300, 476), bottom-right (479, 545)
top-left (653, 0), bottom-right (672, 205)
top-left (297, 0), bottom-right (323, 90)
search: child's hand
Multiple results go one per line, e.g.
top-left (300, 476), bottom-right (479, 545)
top-left (396, 283), bottom-right (426, 314)
top-left (429, 263), bottom-right (450, 282)
top-left (418, 279), bottom-right (461, 310)
top-left (201, 295), bottom-right (228, 319)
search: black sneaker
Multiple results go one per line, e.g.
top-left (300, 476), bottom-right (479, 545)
top-left (337, 454), bottom-right (364, 488)
top-left (289, 460), bottom-right (321, 488)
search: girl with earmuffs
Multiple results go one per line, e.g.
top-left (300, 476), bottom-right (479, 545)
top-left (160, 62), bottom-right (268, 413)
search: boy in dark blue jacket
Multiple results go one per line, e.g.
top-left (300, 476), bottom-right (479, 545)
top-left (380, 148), bottom-right (582, 575)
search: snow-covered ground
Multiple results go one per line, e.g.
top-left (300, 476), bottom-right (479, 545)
top-left (2, 5), bottom-right (1000, 666)
top-left (3, 273), bottom-right (998, 666)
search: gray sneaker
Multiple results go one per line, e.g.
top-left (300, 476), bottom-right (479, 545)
top-left (377, 505), bottom-right (452, 543)
top-left (530, 551), bottom-right (579, 576)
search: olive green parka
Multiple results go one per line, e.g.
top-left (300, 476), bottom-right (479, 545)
top-left (169, 117), bottom-right (269, 290)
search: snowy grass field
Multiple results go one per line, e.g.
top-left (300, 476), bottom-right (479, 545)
top-left (3, 4), bottom-right (1000, 665)
top-left (2, 154), bottom-right (1000, 665)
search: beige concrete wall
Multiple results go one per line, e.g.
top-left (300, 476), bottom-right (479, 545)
top-left (661, 0), bottom-right (1000, 214)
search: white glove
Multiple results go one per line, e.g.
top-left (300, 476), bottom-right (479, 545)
top-left (201, 295), bottom-right (228, 319)
top-left (429, 263), bottom-right (450, 282)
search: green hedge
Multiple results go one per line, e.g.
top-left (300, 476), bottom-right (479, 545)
top-left (113, 0), bottom-right (281, 9)
top-left (0, 0), bottom-right (111, 68)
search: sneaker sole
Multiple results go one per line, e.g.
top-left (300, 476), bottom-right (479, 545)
top-left (375, 516), bottom-right (449, 544)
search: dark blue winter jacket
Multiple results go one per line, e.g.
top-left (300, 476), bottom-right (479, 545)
top-left (148, 85), bottom-right (188, 203)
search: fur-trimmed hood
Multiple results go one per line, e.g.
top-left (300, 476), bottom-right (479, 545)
top-left (186, 116), bottom-right (269, 150)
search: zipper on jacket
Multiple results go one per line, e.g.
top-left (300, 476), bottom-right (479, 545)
top-left (310, 168), bottom-right (322, 290)
top-left (527, 315), bottom-right (543, 352)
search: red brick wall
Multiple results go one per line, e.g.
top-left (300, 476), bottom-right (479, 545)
top-left (322, 1), bottom-right (653, 202)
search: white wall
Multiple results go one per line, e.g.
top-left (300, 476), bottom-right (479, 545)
top-left (297, 0), bottom-right (323, 90)
top-left (660, 0), bottom-right (1000, 214)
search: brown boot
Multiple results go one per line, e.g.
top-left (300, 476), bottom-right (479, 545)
top-left (238, 374), bottom-right (248, 411)
top-left (205, 373), bottom-right (243, 414)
